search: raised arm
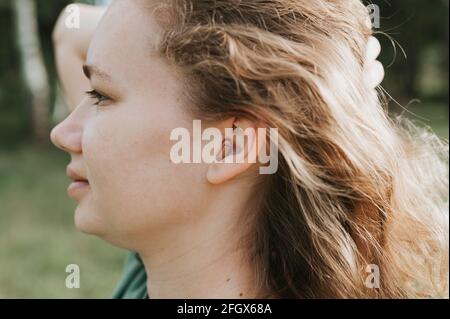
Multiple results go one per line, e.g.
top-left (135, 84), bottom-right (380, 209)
top-left (53, 4), bottom-right (107, 111)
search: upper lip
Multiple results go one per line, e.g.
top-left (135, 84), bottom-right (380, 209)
top-left (66, 166), bottom-right (89, 182)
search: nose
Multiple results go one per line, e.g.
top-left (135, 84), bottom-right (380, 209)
top-left (50, 115), bottom-right (83, 154)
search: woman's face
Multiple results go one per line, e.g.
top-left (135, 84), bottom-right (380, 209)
top-left (51, 0), bottom-right (211, 248)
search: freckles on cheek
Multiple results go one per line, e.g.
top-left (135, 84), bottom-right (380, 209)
top-left (82, 115), bottom-right (161, 189)
top-left (81, 103), bottom-right (184, 201)
top-left (82, 120), bottom-right (121, 190)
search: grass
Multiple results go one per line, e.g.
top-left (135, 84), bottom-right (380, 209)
top-left (0, 103), bottom-right (447, 298)
top-left (0, 145), bottom-right (126, 298)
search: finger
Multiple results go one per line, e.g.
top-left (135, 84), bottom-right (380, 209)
top-left (365, 60), bottom-right (385, 88)
top-left (366, 36), bottom-right (381, 62)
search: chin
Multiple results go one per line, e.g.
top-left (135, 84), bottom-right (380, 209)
top-left (73, 204), bottom-right (104, 236)
top-left (72, 204), bottom-right (130, 249)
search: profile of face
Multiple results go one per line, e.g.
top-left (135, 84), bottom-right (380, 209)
top-left (50, 0), bottom-right (220, 249)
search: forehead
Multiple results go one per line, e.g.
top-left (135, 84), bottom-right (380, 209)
top-left (86, 0), bottom-right (164, 80)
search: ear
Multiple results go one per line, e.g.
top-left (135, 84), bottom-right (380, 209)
top-left (206, 117), bottom-right (262, 185)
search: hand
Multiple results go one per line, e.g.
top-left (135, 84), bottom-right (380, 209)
top-left (53, 4), bottom-right (107, 60)
top-left (364, 36), bottom-right (385, 88)
top-left (53, 4), bottom-right (107, 110)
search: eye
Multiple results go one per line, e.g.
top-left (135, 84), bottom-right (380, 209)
top-left (85, 89), bottom-right (110, 106)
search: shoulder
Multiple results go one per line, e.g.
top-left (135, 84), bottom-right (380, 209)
top-left (111, 252), bottom-right (147, 299)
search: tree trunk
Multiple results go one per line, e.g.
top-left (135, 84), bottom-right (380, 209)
top-left (13, 0), bottom-right (50, 143)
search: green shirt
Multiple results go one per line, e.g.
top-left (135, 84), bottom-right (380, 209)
top-left (112, 252), bottom-right (148, 299)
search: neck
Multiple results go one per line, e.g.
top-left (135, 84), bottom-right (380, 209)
top-left (137, 197), bottom-right (259, 299)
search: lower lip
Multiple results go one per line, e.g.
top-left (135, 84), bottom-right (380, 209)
top-left (67, 181), bottom-right (90, 199)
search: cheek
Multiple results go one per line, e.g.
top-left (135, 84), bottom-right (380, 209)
top-left (80, 105), bottom-right (209, 239)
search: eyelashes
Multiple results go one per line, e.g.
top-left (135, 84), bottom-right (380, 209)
top-left (85, 89), bottom-right (110, 106)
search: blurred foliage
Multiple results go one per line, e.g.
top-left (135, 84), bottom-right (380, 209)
top-left (371, 0), bottom-right (449, 103)
top-left (0, 0), bottom-right (71, 147)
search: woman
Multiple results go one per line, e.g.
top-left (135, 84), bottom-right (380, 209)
top-left (51, 0), bottom-right (448, 298)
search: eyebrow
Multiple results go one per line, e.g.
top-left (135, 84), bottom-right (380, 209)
top-left (82, 64), bottom-right (112, 81)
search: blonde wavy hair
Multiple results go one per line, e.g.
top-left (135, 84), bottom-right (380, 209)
top-left (150, 0), bottom-right (449, 298)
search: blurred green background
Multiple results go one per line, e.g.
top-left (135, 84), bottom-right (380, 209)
top-left (0, 0), bottom-right (448, 298)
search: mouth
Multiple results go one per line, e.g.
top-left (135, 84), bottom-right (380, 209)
top-left (67, 180), bottom-right (90, 199)
top-left (66, 166), bottom-right (90, 199)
